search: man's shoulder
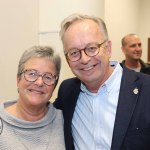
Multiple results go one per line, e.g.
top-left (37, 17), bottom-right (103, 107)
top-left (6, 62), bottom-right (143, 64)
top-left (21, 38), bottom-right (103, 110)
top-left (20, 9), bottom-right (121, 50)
top-left (140, 59), bottom-right (150, 67)
top-left (140, 59), bottom-right (150, 75)
top-left (123, 66), bottom-right (150, 83)
top-left (60, 77), bottom-right (81, 87)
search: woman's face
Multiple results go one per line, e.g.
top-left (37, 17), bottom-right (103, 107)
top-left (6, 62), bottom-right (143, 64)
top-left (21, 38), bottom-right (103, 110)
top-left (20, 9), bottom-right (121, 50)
top-left (17, 57), bottom-right (57, 107)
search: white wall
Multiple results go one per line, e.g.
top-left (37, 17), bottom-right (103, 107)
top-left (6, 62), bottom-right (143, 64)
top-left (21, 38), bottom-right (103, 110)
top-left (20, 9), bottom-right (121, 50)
top-left (39, 0), bottom-right (104, 32)
top-left (139, 0), bottom-right (150, 61)
top-left (105, 0), bottom-right (140, 61)
top-left (0, 0), bottom-right (39, 101)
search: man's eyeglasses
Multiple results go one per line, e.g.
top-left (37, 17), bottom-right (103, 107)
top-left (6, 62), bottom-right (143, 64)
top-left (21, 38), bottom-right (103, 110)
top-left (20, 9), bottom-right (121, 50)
top-left (21, 69), bottom-right (58, 86)
top-left (65, 40), bottom-right (107, 62)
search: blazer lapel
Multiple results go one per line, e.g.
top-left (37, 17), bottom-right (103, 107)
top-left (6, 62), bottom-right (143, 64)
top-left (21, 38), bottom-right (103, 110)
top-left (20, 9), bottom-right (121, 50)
top-left (111, 68), bottom-right (141, 150)
top-left (64, 78), bottom-right (81, 127)
top-left (63, 78), bottom-right (81, 150)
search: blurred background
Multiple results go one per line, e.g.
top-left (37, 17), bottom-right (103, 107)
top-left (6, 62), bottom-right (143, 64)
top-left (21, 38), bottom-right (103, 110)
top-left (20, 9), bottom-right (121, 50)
top-left (0, 0), bottom-right (150, 101)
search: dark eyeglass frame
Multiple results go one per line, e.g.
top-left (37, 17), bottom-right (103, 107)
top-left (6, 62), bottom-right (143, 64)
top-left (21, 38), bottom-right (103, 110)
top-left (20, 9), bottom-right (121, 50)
top-left (65, 40), bottom-right (108, 62)
top-left (21, 69), bottom-right (58, 86)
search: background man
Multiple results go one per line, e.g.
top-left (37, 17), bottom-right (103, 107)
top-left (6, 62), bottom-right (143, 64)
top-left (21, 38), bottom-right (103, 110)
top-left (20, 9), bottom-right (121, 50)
top-left (121, 34), bottom-right (150, 74)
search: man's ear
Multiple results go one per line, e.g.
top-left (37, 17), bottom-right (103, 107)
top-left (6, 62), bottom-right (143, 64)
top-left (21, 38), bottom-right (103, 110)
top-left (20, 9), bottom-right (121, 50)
top-left (107, 40), bottom-right (112, 57)
top-left (65, 57), bottom-right (71, 67)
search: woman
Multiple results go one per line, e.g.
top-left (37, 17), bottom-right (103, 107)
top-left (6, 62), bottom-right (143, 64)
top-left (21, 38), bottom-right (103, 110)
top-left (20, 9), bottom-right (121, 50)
top-left (0, 46), bottom-right (65, 150)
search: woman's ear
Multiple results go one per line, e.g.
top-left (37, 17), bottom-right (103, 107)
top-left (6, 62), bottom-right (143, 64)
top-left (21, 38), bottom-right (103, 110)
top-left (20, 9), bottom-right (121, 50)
top-left (17, 76), bottom-right (21, 87)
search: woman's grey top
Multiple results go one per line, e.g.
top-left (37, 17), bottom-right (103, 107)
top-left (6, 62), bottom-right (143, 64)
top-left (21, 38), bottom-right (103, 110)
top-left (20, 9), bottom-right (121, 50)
top-left (0, 100), bottom-right (65, 150)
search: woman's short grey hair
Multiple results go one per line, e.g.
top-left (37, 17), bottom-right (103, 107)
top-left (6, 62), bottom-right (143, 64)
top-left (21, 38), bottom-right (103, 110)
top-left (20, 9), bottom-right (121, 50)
top-left (59, 13), bottom-right (109, 46)
top-left (17, 46), bottom-right (61, 85)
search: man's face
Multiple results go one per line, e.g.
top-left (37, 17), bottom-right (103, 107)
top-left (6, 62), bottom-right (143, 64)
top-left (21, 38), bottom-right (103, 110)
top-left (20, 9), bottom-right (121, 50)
top-left (122, 35), bottom-right (142, 61)
top-left (63, 19), bottom-right (112, 91)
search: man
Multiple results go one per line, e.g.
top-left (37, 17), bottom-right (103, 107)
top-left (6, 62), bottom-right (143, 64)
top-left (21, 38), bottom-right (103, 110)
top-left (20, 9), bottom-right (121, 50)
top-left (54, 14), bottom-right (150, 150)
top-left (121, 34), bottom-right (150, 74)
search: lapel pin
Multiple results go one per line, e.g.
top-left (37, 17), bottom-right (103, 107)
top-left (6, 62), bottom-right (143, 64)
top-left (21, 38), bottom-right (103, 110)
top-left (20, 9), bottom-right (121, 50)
top-left (133, 88), bottom-right (139, 94)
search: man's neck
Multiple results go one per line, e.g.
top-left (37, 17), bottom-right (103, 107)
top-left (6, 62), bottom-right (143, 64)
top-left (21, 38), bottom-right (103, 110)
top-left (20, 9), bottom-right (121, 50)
top-left (125, 59), bottom-right (141, 69)
top-left (85, 66), bottom-right (114, 93)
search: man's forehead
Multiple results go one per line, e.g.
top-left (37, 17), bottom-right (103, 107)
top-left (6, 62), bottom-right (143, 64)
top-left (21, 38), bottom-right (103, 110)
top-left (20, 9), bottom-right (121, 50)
top-left (126, 36), bottom-right (141, 44)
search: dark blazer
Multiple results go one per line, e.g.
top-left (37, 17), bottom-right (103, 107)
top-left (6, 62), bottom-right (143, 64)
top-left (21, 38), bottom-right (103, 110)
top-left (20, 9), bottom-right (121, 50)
top-left (54, 67), bottom-right (150, 150)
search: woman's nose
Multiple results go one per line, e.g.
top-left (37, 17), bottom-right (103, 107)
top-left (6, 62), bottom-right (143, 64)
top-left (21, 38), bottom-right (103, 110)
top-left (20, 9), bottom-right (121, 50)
top-left (34, 76), bottom-right (44, 86)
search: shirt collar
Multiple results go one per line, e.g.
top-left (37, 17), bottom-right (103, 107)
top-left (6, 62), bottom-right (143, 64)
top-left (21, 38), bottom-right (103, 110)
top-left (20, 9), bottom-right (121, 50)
top-left (104, 61), bottom-right (122, 92)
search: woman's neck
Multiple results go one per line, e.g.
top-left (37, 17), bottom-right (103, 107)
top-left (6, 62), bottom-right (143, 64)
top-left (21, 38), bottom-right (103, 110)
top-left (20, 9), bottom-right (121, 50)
top-left (5, 102), bottom-right (48, 121)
